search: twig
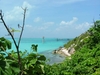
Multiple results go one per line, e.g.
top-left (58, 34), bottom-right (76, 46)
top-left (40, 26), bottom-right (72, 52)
top-left (18, 7), bottom-right (27, 49)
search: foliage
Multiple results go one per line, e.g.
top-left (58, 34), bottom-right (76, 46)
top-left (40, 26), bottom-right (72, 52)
top-left (21, 48), bottom-right (46, 75)
top-left (0, 38), bottom-right (46, 75)
top-left (0, 37), bottom-right (19, 75)
top-left (44, 20), bottom-right (100, 75)
top-left (0, 37), bottom-right (11, 51)
top-left (64, 31), bottom-right (89, 50)
top-left (31, 44), bottom-right (38, 52)
top-left (87, 20), bottom-right (100, 49)
top-left (0, 8), bottom-right (47, 75)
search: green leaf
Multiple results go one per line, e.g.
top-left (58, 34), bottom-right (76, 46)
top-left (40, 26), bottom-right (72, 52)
top-left (23, 71), bottom-right (27, 75)
top-left (11, 67), bottom-right (20, 73)
top-left (0, 67), bottom-right (2, 75)
top-left (0, 37), bottom-right (5, 41)
top-left (0, 60), bottom-right (6, 68)
top-left (0, 37), bottom-right (12, 51)
top-left (5, 68), bottom-right (12, 75)
top-left (6, 59), bottom-right (15, 65)
top-left (10, 28), bottom-right (20, 32)
top-left (40, 64), bottom-right (45, 73)
top-left (27, 53), bottom-right (37, 60)
top-left (31, 44), bottom-right (38, 52)
top-left (24, 64), bottom-right (28, 70)
top-left (30, 59), bottom-right (37, 64)
top-left (5, 39), bottom-right (11, 49)
top-left (26, 58), bottom-right (37, 69)
top-left (38, 55), bottom-right (46, 61)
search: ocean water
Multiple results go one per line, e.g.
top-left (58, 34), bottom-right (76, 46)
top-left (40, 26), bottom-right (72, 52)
top-left (8, 38), bottom-right (70, 64)
top-left (8, 38), bottom-right (68, 52)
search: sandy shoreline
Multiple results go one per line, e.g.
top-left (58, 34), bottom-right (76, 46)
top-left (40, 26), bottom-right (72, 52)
top-left (53, 47), bottom-right (75, 57)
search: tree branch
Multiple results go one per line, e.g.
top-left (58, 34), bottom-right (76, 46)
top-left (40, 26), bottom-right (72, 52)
top-left (0, 11), bottom-right (22, 73)
top-left (18, 7), bottom-right (27, 49)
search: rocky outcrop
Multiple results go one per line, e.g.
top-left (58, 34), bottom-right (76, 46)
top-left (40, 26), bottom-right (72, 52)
top-left (53, 47), bottom-right (75, 57)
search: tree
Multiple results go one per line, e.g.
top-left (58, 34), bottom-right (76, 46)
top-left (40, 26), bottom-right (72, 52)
top-left (0, 8), bottom-right (46, 75)
top-left (0, 7), bottom-right (27, 74)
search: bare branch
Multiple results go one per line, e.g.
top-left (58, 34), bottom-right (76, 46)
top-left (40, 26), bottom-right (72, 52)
top-left (0, 10), bottom-right (2, 16)
top-left (0, 12), bottom-right (21, 70)
top-left (0, 10), bottom-right (4, 18)
top-left (18, 7), bottom-right (27, 48)
top-left (18, 24), bottom-right (22, 28)
top-left (17, 7), bottom-right (27, 74)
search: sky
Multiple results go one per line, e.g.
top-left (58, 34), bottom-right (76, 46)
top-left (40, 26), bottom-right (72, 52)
top-left (0, 0), bottom-right (100, 38)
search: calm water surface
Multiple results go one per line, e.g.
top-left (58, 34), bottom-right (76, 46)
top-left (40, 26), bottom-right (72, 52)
top-left (7, 38), bottom-right (70, 64)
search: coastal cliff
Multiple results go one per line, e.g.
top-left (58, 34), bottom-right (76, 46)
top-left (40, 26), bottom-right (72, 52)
top-left (53, 31), bottom-right (89, 57)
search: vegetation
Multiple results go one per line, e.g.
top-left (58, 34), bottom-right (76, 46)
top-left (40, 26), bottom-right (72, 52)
top-left (0, 8), bottom-right (46, 75)
top-left (44, 20), bottom-right (100, 75)
top-left (0, 7), bottom-right (100, 75)
top-left (0, 38), bottom-right (46, 75)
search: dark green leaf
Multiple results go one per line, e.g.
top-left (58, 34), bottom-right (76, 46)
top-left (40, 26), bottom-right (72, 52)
top-left (38, 55), bottom-right (46, 61)
top-left (31, 44), bottom-right (38, 52)
top-left (11, 67), bottom-right (20, 73)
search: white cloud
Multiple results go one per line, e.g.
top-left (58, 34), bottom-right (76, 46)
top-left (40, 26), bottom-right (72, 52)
top-left (24, 21), bottom-right (54, 32)
top-left (55, 18), bottom-right (92, 35)
top-left (4, 1), bottom-right (32, 22)
top-left (25, 24), bottom-right (46, 32)
top-left (22, 1), bottom-right (32, 9)
top-left (75, 22), bottom-right (92, 31)
top-left (34, 17), bottom-right (41, 22)
top-left (37, 22), bottom-right (54, 30)
top-left (60, 17), bottom-right (78, 26)
top-left (5, 6), bottom-right (23, 21)
top-left (38, 26), bottom-right (48, 30)
top-left (23, 17), bottom-right (92, 38)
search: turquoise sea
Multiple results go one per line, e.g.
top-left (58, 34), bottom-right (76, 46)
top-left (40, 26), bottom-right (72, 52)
top-left (8, 38), bottom-right (70, 64)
